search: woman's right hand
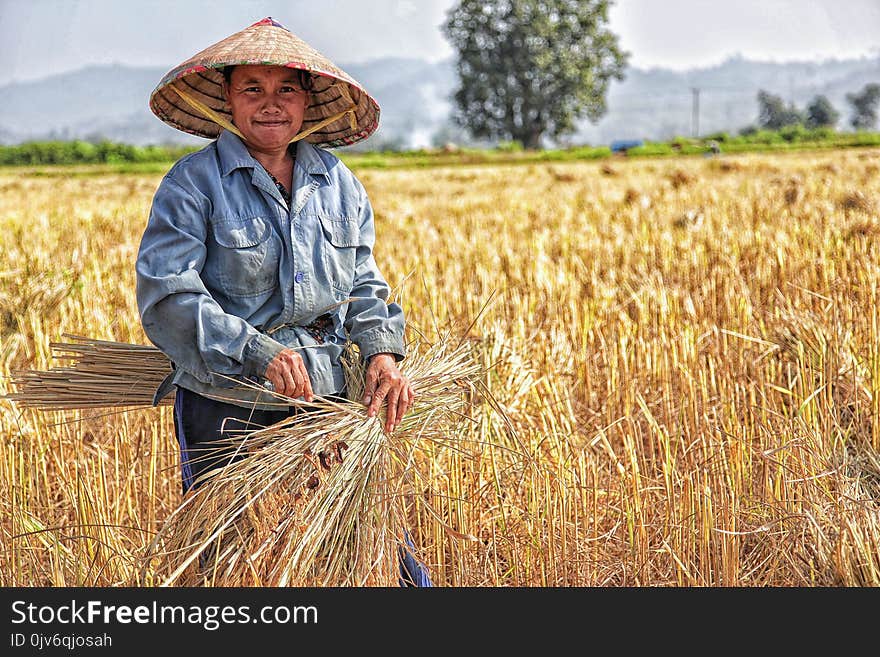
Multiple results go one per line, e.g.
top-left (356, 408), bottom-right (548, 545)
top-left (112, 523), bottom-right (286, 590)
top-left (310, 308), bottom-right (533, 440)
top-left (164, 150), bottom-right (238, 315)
top-left (264, 348), bottom-right (314, 402)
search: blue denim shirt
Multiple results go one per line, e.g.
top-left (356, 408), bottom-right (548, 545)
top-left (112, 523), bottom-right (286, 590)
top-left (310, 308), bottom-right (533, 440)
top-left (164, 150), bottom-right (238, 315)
top-left (136, 130), bottom-right (405, 408)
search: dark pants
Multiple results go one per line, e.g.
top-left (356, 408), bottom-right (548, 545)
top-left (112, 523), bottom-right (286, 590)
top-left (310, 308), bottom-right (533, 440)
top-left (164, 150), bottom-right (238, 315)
top-left (173, 386), bottom-right (433, 587)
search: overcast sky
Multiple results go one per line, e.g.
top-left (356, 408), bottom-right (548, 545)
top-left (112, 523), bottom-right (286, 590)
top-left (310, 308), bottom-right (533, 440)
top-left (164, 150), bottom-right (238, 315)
top-left (1, 0), bottom-right (878, 86)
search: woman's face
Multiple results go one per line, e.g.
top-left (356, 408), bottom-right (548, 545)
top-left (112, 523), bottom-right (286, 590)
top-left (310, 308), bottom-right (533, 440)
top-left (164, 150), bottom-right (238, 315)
top-left (223, 64), bottom-right (310, 155)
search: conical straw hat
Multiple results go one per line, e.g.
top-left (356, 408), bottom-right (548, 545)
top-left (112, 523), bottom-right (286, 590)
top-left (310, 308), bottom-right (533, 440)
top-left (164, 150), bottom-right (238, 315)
top-left (149, 17), bottom-right (380, 148)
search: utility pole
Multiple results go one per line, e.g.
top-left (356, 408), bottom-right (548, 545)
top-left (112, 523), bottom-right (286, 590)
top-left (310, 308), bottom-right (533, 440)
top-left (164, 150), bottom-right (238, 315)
top-left (691, 87), bottom-right (700, 138)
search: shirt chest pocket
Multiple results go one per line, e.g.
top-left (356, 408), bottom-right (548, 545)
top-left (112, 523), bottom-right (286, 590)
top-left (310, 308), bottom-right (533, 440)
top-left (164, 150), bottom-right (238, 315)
top-left (317, 215), bottom-right (359, 294)
top-left (206, 216), bottom-right (280, 297)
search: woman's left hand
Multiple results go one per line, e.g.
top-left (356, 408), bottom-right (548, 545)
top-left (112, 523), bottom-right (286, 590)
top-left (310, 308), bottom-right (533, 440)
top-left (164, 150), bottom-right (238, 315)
top-left (362, 353), bottom-right (414, 432)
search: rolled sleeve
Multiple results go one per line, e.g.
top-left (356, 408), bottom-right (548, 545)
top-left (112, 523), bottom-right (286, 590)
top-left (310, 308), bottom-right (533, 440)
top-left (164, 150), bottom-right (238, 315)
top-left (356, 327), bottom-right (406, 362)
top-left (241, 332), bottom-right (287, 377)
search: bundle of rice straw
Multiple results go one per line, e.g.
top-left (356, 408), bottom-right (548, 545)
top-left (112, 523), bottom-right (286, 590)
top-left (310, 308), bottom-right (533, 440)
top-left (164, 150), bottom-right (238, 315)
top-left (6, 334), bottom-right (174, 409)
top-left (6, 331), bottom-right (493, 586)
top-left (144, 338), bottom-right (485, 586)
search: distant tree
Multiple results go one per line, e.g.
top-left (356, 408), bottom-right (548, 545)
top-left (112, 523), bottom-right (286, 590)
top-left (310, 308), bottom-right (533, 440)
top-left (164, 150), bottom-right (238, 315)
top-left (804, 95), bottom-right (840, 129)
top-left (846, 83), bottom-right (880, 130)
top-left (757, 90), bottom-right (804, 130)
top-left (443, 0), bottom-right (629, 149)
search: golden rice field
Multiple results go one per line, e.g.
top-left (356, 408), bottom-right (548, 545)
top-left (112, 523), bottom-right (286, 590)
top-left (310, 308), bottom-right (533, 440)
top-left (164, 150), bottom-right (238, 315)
top-left (1, 146), bottom-right (879, 586)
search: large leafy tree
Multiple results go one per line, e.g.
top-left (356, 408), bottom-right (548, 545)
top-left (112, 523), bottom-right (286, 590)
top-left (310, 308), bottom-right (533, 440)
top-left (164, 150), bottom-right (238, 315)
top-left (443, 0), bottom-right (629, 149)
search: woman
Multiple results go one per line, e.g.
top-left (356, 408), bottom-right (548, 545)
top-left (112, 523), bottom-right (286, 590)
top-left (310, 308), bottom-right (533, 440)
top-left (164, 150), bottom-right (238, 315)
top-left (136, 17), bottom-right (430, 586)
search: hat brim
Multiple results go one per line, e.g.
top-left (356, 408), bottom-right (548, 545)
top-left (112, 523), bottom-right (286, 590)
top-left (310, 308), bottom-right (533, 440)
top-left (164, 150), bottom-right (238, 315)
top-left (149, 19), bottom-right (380, 148)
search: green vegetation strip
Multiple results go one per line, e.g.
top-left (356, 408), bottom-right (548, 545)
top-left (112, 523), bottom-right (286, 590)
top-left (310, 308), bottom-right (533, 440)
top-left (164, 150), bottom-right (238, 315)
top-left (1, 130), bottom-right (879, 176)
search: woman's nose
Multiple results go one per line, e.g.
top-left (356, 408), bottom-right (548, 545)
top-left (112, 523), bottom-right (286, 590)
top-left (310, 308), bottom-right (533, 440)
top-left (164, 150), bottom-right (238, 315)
top-left (260, 95), bottom-right (282, 113)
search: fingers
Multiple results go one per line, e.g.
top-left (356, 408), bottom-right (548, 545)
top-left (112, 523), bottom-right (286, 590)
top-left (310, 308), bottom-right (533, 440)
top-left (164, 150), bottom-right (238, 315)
top-left (367, 379), bottom-right (391, 419)
top-left (265, 349), bottom-right (314, 402)
top-left (367, 377), bottom-right (415, 433)
top-left (406, 382), bottom-right (415, 415)
top-left (389, 380), bottom-right (415, 432)
top-left (360, 356), bottom-right (416, 432)
top-left (362, 362), bottom-right (379, 408)
top-left (400, 381), bottom-right (414, 427)
top-left (383, 385), bottom-right (400, 433)
top-left (299, 359), bottom-right (314, 402)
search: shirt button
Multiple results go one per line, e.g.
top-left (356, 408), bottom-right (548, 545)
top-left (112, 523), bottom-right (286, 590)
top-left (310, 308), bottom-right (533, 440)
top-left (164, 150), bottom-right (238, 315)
top-left (295, 271), bottom-right (304, 283)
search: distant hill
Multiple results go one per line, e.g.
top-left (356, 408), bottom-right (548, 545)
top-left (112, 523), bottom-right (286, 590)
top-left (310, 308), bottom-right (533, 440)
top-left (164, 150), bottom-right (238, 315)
top-left (0, 64), bottom-right (191, 146)
top-left (581, 54), bottom-right (880, 147)
top-left (1, 55), bottom-right (877, 149)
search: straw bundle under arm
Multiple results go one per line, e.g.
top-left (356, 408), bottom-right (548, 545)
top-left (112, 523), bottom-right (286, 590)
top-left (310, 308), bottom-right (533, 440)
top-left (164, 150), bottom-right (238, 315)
top-left (5, 335), bottom-right (173, 409)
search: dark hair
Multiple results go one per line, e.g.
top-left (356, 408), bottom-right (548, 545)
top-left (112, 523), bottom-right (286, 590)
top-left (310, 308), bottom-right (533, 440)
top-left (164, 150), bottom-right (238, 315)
top-left (221, 65), bottom-right (314, 91)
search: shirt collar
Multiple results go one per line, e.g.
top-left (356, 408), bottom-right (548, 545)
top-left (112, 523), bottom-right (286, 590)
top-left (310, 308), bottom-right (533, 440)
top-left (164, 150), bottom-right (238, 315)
top-left (217, 130), bottom-right (330, 181)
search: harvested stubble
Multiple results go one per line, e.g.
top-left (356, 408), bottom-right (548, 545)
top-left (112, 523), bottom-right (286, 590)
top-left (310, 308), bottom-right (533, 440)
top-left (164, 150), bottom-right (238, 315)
top-left (6, 331), bottom-right (496, 586)
top-left (5, 149), bottom-right (880, 587)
